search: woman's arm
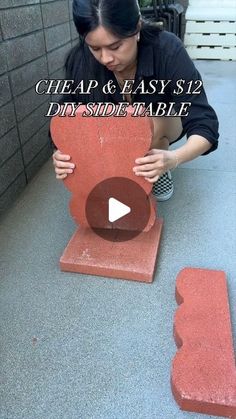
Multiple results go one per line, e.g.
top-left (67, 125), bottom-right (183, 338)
top-left (173, 134), bottom-right (212, 165)
top-left (133, 135), bottom-right (212, 183)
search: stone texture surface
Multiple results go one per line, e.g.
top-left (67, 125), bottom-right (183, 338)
top-left (47, 42), bottom-right (72, 75)
top-left (10, 56), bottom-right (48, 97)
top-left (0, 5), bottom-right (43, 39)
top-left (51, 106), bottom-right (162, 281)
top-left (14, 86), bottom-right (48, 122)
top-left (0, 101), bottom-right (16, 138)
top-left (6, 31), bottom-right (46, 70)
top-left (41, 0), bottom-right (69, 28)
top-left (18, 101), bottom-right (50, 145)
top-left (0, 0), bottom-right (39, 8)
top-left (0, 127), bottom-right (20, 166)
top-left (44, 22), bottom-right (71, 52)
top-left (25, 141), bottom-right (53, 182)
top-left (0, 74), bottom-right (12, 107)
top-left (0, 43), bottom-right (7, 75)
top-left (0, 157), bottom-right (235, 418)
top-left (0, 173), bottom-right (26, 215)
top-left (0, 0), bottom-right (75, 213)
top-left (0, 150), bottom-right (25, 195)
top-left (171, 267), bottom-right (236, 418)
top-left (60, 220), bottom-right (163, 282)
top-left (22, 122), bottom-right (50, 166)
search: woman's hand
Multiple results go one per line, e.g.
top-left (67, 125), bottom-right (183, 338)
top-left (133, 149), bottom-right (178, 183)
top-left (52, 150), bottom-right (75, 180)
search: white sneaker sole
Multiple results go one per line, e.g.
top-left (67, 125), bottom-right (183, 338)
top-left (153, 186), bottom-right (174, 201)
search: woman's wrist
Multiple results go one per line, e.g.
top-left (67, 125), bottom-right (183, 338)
top-left (171, 150), bottom-right (179, 170)
top-left (171, 135), bottom-right (212, 168)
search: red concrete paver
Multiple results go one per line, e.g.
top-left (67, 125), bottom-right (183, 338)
top-left (171, 268), bottom-right (236, 418)
top-left (60, 219), bottom-right (163, 282)
top-left (50, 106), bottom-right (163, 281)
top-left (50, 105), bottom-right (156, 230)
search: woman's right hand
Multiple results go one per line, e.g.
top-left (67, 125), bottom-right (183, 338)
top-left (52, 149), bottom-right (75, 180)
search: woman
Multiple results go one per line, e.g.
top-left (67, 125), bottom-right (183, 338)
top-left (52, 0), bottom-right (219, 201)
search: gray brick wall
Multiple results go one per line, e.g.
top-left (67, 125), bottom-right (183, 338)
top-left (0, 0), bottom-right (79, 217)
top-left (0, 0), bottom-right (189, 217)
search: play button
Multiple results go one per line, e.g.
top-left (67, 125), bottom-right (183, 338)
top-left (108, 198), bottom-right (131, 222)
top-left (85, 177), bottom-right (151, 242)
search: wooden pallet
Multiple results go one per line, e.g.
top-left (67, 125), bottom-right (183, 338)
top-left (185, 33), bottom-right (236, 47)
top-left (186, 45), bottom-right (236, 60)
top-left (186, 7), bottom-right (236, 21)
top-left (184, 10), bottom-right (236, 60)
top-left (186, 20), bottom-right (236, 34)
top-left (189, 0), bottom-right (234, 7)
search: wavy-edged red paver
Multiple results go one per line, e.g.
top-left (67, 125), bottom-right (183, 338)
top-left (50, 105), bottom-right (156, 230)
top-left (171, 268), bottom-right (236, 418)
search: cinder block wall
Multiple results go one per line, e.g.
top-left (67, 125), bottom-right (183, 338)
top-left (0, 0), bottom-right (78, 217)
top-left (0, 0), bottom-right (189, 217)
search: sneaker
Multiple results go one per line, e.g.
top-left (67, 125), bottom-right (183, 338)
top-left (152, 170), bottom-right (174, 201)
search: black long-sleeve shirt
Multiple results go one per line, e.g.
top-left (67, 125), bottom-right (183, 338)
top-left (132, 30), bottom-right (219, 154)
top-left (57, 30), bottom-right (219, 155)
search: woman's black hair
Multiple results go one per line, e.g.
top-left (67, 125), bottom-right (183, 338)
top-left (73, 0), bottom-right (141, 38)
top-left (63, 0), bottom-right (161, 103)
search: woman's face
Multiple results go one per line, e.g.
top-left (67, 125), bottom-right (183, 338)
top-left (85, 25), bottom-right (139, 73)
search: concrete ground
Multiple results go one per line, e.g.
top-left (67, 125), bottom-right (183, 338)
top-left (0, 60), bottom-right (235, 419)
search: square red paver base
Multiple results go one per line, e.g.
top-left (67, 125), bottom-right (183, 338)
top-left (59, 218), bottom-right (163, 282)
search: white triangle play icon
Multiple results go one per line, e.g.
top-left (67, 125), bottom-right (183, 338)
top-left (108, 197), bottom-right (131, 223)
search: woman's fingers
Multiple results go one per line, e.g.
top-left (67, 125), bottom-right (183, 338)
top-left (135, 154), bottom-right (160, 165)
top-left (56, 173), bottom-right (68, 180)
top-left (53, 150), bottom-right (71, 160)
top-left (133, 152), bottom-right (163, 181)
top-left (55, 167), bottom-right (74, 175)
top-left (52, 150), bottom-right (75, 180)
top-left (133, 162), bottom-right (158, 173)
top-left (53, 150), bottom-right (74, 166)
top-left (135, 169), bottom-right (158, 177)
top-left (54, 159), bottom-right (75, 169)
top-left (53, 151), bottom-right (75, 168)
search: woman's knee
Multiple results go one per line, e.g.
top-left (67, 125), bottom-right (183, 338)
top-left (151, 116), bottom-right (183, 144)
top-left (150, 135), bottom-right (170, 150)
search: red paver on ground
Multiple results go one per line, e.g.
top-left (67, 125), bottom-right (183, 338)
top-left (171, 268), bottom-right (236, 418)
top-left (60, 220), bottom-right (163, 282)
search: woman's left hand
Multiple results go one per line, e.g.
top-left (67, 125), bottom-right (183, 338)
top-left (133, 148), bottom-right (178, 183)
